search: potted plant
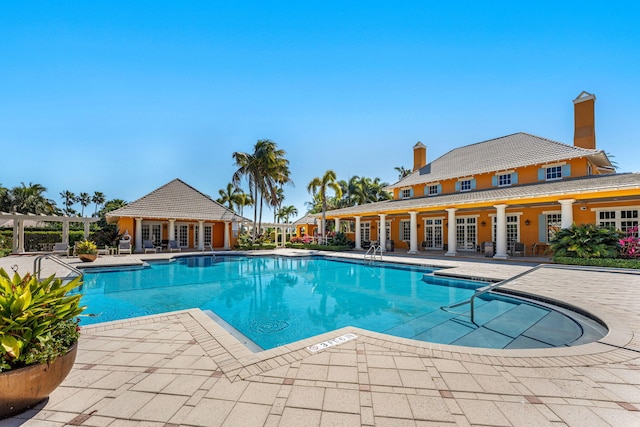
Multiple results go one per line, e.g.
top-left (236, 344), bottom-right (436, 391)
top-left (76, 239), bottom-right (98, 262)
top-left (0, 269), bottom-right (85, 418)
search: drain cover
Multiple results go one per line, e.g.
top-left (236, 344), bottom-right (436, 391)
top-left (250, 319), bottom-right (289, 334)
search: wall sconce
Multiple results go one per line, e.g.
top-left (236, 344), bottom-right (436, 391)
top-left (445, 222), bottom-right (448, 228)
top-left (524, 219), bottom-right (531, 226)
top-left (480, 221), bottom-right (486, 227)
top-left (417, 223), bottom-right (421, 228)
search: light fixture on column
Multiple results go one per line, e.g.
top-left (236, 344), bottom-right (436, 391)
top-left (480, 221), bottom-right (486, 227)
top-left (524, 219), bottom-right (531, 226)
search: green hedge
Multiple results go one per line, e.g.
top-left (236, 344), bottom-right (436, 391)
top-left (285, 243), bottom-right (351, 252)
top-left (552, 256), bottom-right (640, 269)
top-left (0, 230), bottom-right (87, 254)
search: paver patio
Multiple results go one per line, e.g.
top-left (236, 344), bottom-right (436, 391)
top-left (1, 250), bottom-right (639, 426)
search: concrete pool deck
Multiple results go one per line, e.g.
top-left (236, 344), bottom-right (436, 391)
top-left (1, 250), bottom-right (639, 426)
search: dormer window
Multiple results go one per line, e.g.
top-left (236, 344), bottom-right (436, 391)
top-left (498, 173), bottom-right (512, 186)
top-left (427, 184), bottom-right (440, 196)
top-left (455, 178), bottom-right (476, 192)
top-left (538, 164), bottom-right (571, 181)
top-left (401, 188), bottom-right (413, 199)
top-left (546, 166), bottom-right (563, 180)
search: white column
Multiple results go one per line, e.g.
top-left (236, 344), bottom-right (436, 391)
top-left (62, 219), bottom-right (69, 244)
top-left (494, 204), bottom-right (508, 259)
top-left (169, 219), bottom-right (175, 241)
top-left (83, 221), bottom-right (90, 240)
top-left (408, 211), bottom-right (418, 254)
top-left (378, 214), bottom-right (386, 252)
top-left (17, 219), bottom-right (25, 254)
top-left (445, 208), bottom-right (457, 256)
top-left (354, 216), bottom-right (362, 250)
top-left (559, 199), bottom-right (575, 229)
top-left (335, 218), bottom-right (340, 235)
top-left (12, 219), bottom-right (19, 254)
top-left (135, 217), bottom-right (143, 253)
top-left (224, 221), bottom-right (231, 249)
top-left (198, 221), bottom-right (205, 250)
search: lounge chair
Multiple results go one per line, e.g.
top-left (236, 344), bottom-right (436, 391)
top-left (168, 240), bottom-right (181, 252)
top-left (52, 242), bottom-right (69, 257)
top-left (118, 240), bottom-right (132, 255)
top-left (143, 240), bottom-right (157, 253)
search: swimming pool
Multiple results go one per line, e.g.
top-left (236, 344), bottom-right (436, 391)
top-left (80, 255), bottom-right (606, 350)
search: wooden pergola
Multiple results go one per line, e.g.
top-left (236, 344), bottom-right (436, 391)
top-left (0, 212), bottom-right (100, 254)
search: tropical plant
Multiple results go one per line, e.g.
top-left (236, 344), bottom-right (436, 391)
top-left (75, 239), bottom-right (97, 255)
top-left (307, 170), bottom-right (342, 237)
top-left (0, 269), bottom-right (85, 372)
top-left (618, 226), bottom-right (640, 258)
top-left (549, 224), bottom-right (622, 259)
top-left (277, 205), bottom-right (298, 223)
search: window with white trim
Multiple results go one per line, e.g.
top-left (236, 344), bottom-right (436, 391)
top-left (360, 222), bottom-right (371, 242)
top-left (428, 185), bottom-right (439, 196)
top-left (598, 209), bottom-right (639, 234)
top-left (546, 166), bottom-right (562, 180)
top-left (459, 180), bottom-right (472, 192)
top-left (546, 213), bottom-right (562, 241)
top-left (400, 220), bottom-right (411, 241)
top-left (401, 188), bottom-right (412, 199)
top-left (498, 174), bottom-right (512, 187)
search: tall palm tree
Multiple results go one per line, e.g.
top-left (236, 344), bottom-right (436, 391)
top-left (235, 192), bottom-right (253, 218)
top-left (92, 191), bottom-right (106, 217)
top-left (233, 140), bottom-right (291, 240)
top-left (307, 170), bottom-right (342, 237)
top-left (10, 182), bottom-right (55, 214)
top-left (217, 183), bottom-right (243, 211)
top-left (78, 192), bottom-right (91, 217)
top-left (273, 187), bottom-right (285, 223)
top-left (60, 190), bottom-right (77, 216)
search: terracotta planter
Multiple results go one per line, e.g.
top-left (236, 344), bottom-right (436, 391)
top-left (0, 343), bottom-right (78, 419)
top-left (78, 253), bottom-right (97, 262)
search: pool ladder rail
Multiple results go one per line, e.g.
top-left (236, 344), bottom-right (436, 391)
top-left (364, 243), bottom-right (383, 263)
top-left (440, 264), bottom-right (545, 325)
top-left (33, 254), bottom-right (83, 281)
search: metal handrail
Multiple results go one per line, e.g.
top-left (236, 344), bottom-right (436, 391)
top-left (34, 254), bottom-right (83, 280)
top-left (441, 264), bottom-right (546, 324)
top-left (364, 243), bottom-right (382, 263)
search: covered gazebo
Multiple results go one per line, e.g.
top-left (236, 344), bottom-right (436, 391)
top-left (0, 212), bottom-right (100, 254)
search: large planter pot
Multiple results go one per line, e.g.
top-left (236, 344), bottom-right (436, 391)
top-left (0, 343), bottom-right (78, 419)
top-left (78, 253), bottom-right (97, 262)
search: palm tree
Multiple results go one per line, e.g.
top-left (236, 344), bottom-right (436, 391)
top-left (273, 187), bottom-right (285, 223)
top-left (307, 170), bottom-right (342, 237)
top-left (394, 166), bottom-right (412, 180)
top-left (60, 190), bottom-right (77, 216)
top-left (233, 140), bottom-right (292, 240)
top-left (78, 192), bottom-right (91, 217)
top-left (277, 205), bottom-right (298, 223)
top-left (235, 192), bottom-right (253, 218)
top-left (10, 182), bottom-right (55, 214)
top-left (0, 183), bottom-right (10, 212)
top-left (217, 183), bottom-right (243, 211)
top-left (92, 191), bottom-right (106, 217)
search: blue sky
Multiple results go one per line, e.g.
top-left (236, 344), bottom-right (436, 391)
top-left (2, 1), bottom-right (639, 220)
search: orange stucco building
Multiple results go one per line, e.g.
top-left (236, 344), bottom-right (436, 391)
top-left (321, 92), bottom-right (640, 258)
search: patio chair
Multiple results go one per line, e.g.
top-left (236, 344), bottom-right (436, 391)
top-left (97, 245), bottom-right (110, 256)
top-left (52, 242), bottom-right (69, 257)
top-left (168, 240), bottom-right (181, 252)
top-left (510, 242), bottom-right (526, 257)
top-left (143, 240), bottom-right (157, 254)
top-left (118, 240), bottom-right (132, 255)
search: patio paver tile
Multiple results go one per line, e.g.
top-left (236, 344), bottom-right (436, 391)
top-left (371, 392), bottom-right (413, 418)
top-left (132, 393), bottom-right (189, 422)
top-left (286, 385), bottom-right (325, 410)
top-left (221, 402), bottom-right (271, 426)
top-left (279, 407), bottom-right (322, 427)
top-left (180, 397), bottom-right (235, 427)
top-left (322, 388), bottom-right (361, 414)
top-left (238, 382), bottom-right (281, 405)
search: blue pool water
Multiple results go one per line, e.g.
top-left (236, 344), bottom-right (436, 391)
top-left (79, 255), bottom-right (606, 350)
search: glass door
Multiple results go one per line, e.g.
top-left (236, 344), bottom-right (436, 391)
top-left (423, 218), bottom-right (443, 249)
top-left (456, 217), bottom-right (477, 251)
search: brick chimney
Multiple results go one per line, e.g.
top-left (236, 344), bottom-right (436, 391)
top-left (573, 91), bottom-right (596, 149)
top-left (413, 142), bottom-right (427, 171)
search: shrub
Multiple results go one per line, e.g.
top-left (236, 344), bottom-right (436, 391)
top-left (552, 256), bottom-right (640, 269)
top-left (549, 224), bottom-right (622, 259)
top-left (618, 226), bottom-right (640, 258)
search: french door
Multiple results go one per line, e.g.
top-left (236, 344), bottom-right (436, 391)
top-left (456, 217), bottom-right (477, 251)
top-left (423, 218), bottom-right (443, 249)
